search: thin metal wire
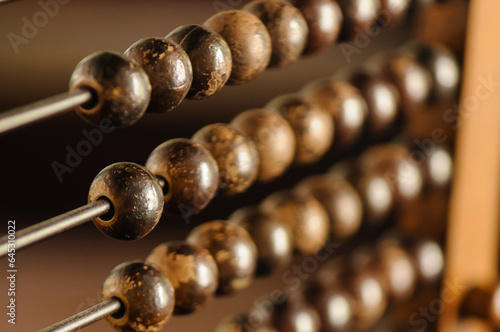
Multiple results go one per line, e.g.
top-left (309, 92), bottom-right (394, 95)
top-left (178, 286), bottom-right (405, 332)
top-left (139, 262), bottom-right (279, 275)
top-left (40, 297), bottom-right (122, 332)
top-left (0, 199), bottom-right (110, 257)
top-left (0, 89), bottom-right (91, 135)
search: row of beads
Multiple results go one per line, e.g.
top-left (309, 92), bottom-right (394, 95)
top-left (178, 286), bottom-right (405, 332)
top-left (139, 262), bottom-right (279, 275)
top-left (67, 0), bottom-right (422, 128)
top-left (95, 140), bottom-right (451, 331)
top-left (85, 41), bottom-right (459, 242)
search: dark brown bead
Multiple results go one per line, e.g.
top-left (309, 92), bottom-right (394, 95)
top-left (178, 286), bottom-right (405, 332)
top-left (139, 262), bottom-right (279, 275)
top-left (204, 10), bottom-right (271, 85)
top-left (229, 206), bottom-right (293, 275)
top-left (88, 162), bottom-right (163, 241)
top-left (145, 138), bottom-right (219, 215)
top-left (336, 0), bottom-right (381, 42)
top-left (460, 283), bottom-right (500, 328)
top-left (146, 240), bottom-right (218, 313)
top-left (270, 296), bottom-right (322, 332)
top-left (124, 37), bottom-right (192, 113)
top-left (243, 0), bottom-right (308, 67)
top-left (379, 0), bottom-right (411, 26)
top-left (261, 190), bottom-right (330, 255)
top-left (292, 0), bottom-right (343, 55)
top-left (69, 51), bottom-right (151, 127)
top-left (101, 261), bottom-right (175, 332)
top-left (295, 175), bottom-right (363, 239)
top-left (186, 220), bottom-right (257, 294)
top-left (301, 79), bottom-right (368, 146)
top-left (347, 69), bottom-right (401, 134)
top-left (192, 123), bottom-right (259, 195)
top-left (167, 25), bottom-right (232, 99)
top-left (231, 109), bottom-right (295, 182)
top-left (216, 314), bottom-right (279, 332)
top-left (266, 93), bottom-right (334, 165)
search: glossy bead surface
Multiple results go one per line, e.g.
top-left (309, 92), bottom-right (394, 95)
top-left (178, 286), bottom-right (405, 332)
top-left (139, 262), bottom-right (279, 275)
top-left (356, 170), bottom-right (394, 225)
top-left (270, 297), bottom-right (322, 332)
top-left (145, 138), bottom-right (219, 215)
top-left (261, 190), bottom-right (330, 255)
top-left (302, 79), bottom-right (367, 146)
top-left (229, 206), bottom-right (293, 275)
top-left (146, 241), bottom-right (218, 313)
top-left (204, 10), bottom-right (271, 85)
top-left (409, 238), bottom-right (444, 284)
top-left (192, 123), bottom-right (259, 195)
top-left (379, 0), bottom-right (411, 26)
top-left (88, 162), bottom-right (163, 241)
top-left (167, 25), bottom-right (232, 99)
top-left (417, 144), bottom-right (453, 190)
top-left (186, 220), bottom-right (257, 294)
top-left (266, 93), bottom-right (334, 164)
top-left (292, 0), bottom-right (343, 55)
top-left (243, 0), bottom-right (308, 67)
top-left (101, 261), bottom-right (175, 332)
top-left (336, 0), bottom-right (381, 41)
top-left (69, 51), bottom-right (150, 127)
top-left (376, 244), bottom-right (416, 301)
top-left (460, 283), bottom-right (500, 328)
top-left (231, 109), bottom-right (295, 182)
top-left (216, 314), bottom-right (278, 332)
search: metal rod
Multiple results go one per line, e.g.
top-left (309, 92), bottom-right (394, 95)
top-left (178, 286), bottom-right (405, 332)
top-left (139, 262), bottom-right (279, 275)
top-left (0, 89), bottom-right (91, 135)
top-left (40, 297), bottom-right (122, 332)
top-left (0, 199), bottom-right (109, 257)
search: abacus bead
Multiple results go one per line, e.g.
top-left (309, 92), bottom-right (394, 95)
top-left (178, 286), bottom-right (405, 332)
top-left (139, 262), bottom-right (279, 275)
top-left (266, 93), bottom-right (334, 164)
top-left (229, 206), bottom-right (293, 275)
top-left (409, 238), bottom-right (443, 283)
top-left (379, 0), bottom-right (411, 26)
top-left (460, 284), bottom-right (500, 328)
top-left (243, 0), bottom-right (309, 67)
top-left (101, 261), bottom-right (175, 332)
top-left (186, 220), bottom-right (257, 294)
top-left (418, 144), bottom-right (453, 189)
top-left (146, 241), bottom-right (218, 313)
top-left (292, 0), bottom-right (343, 55)
top-left (336, 0), bottom-right (381, 42)
top-left (376, 244), bottom-right (416, 301)
top-left (167, 25), bottom-right (232, 99)
top-left (124, 37), bottom-right (192, 113)
top-left (216, 314), bottom-right (278, 332)
top-left (271, 297), bottom-right (322, 332)
top-left (192, 123), bottom-right (259, 195)
top-left (231, 109), bottom-right (295, 182)
top-left (356, 171), bottom-right (394, 225)
top-left (145, 138), bottom-right (219, 215)
top-left (301, 79), bottom-right (367, 146)
top-left (261, 190), bottom-right (330, 255)
top-left (204, 10), bottom-right (272, 85)
top-left (69, 51), bottom-right (151, 127)
top-left (88, 162), bottom-right (163, 241)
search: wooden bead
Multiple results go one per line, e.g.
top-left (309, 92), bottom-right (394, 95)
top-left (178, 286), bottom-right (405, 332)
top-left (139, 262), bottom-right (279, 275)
top-left (460, 283), bottom-right (500, 328)
top-left (231, 109), bottom-right (295, 182)
top-left (167, 25), bottom-right (232, 99)
top-left (376, 244), bottom-right (416, 301)
top-left (101, 261), bottom-right (175, 332)
top-left (379, 0), bottom-right (411, 26)
top-left (229, 206), bottom-right (293, 275)
top-left (88, 162), bottom-right (163, 241)
top-left (243, 0), bottom-right (309, 67)
top-left (356, 170), bottom-right (394, 225)
top-left (192, 123), bottom-right (259, 195)
top-left (186, 220), bottom-right (257, 294)
top-left (408, 238), bottom-right (443, 284)
top-left (270, 296), bottom-right (322, 332)
top-left (295, 175), bottom-right (363, 239)
top-left (216, 314), bottom-right (278, 332)
top-left (146, 241), bottom-right (218, 313)
top-left (261, 190), bottom-right (330, 255)
top-left (417, 144), bottom-right (453, 190)
top-left (301, 79), bottom-right (367, 146)
top-left (336, 0), bottom-right (381, 42)
top-left (204, 10), bottom-right (271, 85)
top-left (266, 93), bottom-right (334, 165)
top-left (69, 51), bottom-right (150, 127)
top-left (125, 37), bottom-right (192, 113)
top-left (292, 0), bottom-right (343, 55)
top-left (145, 138), bottom-right (219, 215)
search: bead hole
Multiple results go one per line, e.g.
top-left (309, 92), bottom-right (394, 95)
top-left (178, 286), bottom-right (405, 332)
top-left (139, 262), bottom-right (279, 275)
top-left (98, 197), bottom-right (115, 222)
top-left (80, 86), bottom-right (99, 110)
top-left (156, 175), bottom-right (170, 196)
top-left (110, 297), bottom-right (126, 319)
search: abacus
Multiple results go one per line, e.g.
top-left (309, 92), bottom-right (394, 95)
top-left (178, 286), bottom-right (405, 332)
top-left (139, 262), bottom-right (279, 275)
top-left (1, 0), bottom-right (497, 331)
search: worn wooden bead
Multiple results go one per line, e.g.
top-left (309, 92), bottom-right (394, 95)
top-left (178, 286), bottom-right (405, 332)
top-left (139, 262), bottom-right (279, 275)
top-left (229, 206), bottom-right (293, 275)
top-left (216, 314), bottom-right (279, 332)
top-left (101, 261), bottom-right (175, 332)
top-left (243, 0), bottom-right (309, 67)
top-left (146, 241), bottom-right (218, 313)
top-left (266, 93), bottom-right (334, 164)
top-left (192, 123), bottom-right (259, 195)
top-left (88, 162), bottom-right (163, 241)
top-left (167, 25), bottom-right (232, 99)
top-left (302, 79), bottom-right (368, 146)
top-left (336, 0), bottom-right (381, 42)
top-left (292, 0), bottom-right (343, 55)
top-left (124, 37), bottom-right (192, 113)
top-left (295, 175), bottom-right (363, 240)
top-left (186, 220), bottom-right (257, 294)
top-left (231, 109), bottom-right (295, 182)
top-left (205, 10), bottom-right (271, 85)
top-left (270, 296), bottom-right (322, 332)
top-left (261, 190), bottom-right (330, 255)
top-left (69, 51), bottom-right (151, 127)
top-left (145, 138), bottom-right (219, 215)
